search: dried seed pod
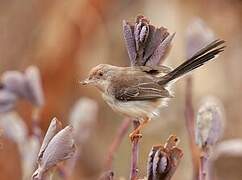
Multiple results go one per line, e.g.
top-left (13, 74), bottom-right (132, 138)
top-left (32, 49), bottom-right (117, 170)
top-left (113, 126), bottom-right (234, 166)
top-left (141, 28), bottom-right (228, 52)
top-left (147, 135), bottom-right (183, 180)
top-left (25, 66), bottom-right (44, 107)
top-left (37, 117), bottom-right (62, 161)
top-left (164, 148), bottom-right (183, 180)
top-left (142, 25), bottom-right (157, 59)
top-left (1, 66), bottom-right (44, 107)
top-left (152, 150), bottom-right (169, 179)
top-left (164, 134), bottom-right (180, 150)
top-left (123, 20), bottom-right (136, 65)
top-left (33, 126), bottom-right (76, 180)
top-left (195, 96), bottom-right (225, 149)
top-left (123, 15), bottom-right (174, 67)
top-left (146, 33), bottom-right (175, 66)
top-left (0, 90), bottom-right (17, 113)
top-left (1, 71), bottom-right (27, 98)
top-left (135, 16), bottom-right (149, 48)
top-left (140, 25), bottom-right (149, 43)
top-left (147, 145), bottom-right (162, 179)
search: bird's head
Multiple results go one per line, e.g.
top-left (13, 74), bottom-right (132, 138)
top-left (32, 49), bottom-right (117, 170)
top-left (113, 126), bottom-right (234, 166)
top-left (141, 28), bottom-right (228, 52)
top-left (80, 64), bottom-right (117, 91)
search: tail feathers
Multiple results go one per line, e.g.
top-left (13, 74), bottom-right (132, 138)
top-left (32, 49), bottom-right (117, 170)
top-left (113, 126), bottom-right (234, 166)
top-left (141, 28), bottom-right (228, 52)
top-left (158, 39), bottom-right (225, 85)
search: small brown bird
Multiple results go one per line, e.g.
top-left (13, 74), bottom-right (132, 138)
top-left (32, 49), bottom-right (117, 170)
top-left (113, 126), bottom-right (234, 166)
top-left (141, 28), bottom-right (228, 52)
top-left (80, 16), bottom-right (225, 140)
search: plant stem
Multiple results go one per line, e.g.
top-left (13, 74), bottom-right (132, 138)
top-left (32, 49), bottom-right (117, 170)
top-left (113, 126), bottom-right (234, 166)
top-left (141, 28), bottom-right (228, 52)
top-left (199, 148), bottom-right (209, 180)
top-left (32, 106), bottom-right (42, 141)
top-left (65, 150), bottom-right (80, 179)
top-left (184, 77), bottom-right (200, 180)
top-left (130, 120), bottom-right (140, 180)
top-left (105, 118), bottom-right (131, 170)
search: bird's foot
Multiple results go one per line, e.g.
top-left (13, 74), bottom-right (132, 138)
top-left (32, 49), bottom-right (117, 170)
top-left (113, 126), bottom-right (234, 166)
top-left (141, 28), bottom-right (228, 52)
top-left (129, 131), bottom-right (142, 141)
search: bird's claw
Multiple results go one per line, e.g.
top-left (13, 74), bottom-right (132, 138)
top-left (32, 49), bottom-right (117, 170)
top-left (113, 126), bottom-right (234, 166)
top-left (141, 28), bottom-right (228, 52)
top-left (129, 132), bottom-right (142, 141)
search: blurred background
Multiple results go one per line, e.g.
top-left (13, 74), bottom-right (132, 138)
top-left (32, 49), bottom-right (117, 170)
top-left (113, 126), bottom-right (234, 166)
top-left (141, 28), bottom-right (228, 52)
top-left (0, 0), bottom-right (242, 179)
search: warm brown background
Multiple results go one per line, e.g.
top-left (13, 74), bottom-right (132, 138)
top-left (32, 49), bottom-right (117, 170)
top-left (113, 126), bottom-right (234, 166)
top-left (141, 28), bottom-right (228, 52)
top-left (0, 0), bottom-right (241, 179)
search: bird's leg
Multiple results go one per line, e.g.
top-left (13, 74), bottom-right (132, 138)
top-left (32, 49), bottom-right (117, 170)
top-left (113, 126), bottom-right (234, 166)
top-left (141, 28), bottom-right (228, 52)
top-left (129, 117), bottom-right (150, 141)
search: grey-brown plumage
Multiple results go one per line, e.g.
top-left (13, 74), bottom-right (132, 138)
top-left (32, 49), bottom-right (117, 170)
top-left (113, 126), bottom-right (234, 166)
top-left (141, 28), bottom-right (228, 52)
top-left (108, 39), bottom-right (225, 102)
top-left (80, 15), bottom-right (225, 140)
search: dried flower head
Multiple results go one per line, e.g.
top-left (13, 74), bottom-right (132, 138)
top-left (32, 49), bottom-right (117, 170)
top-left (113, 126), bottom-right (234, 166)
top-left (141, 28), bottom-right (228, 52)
top-left (1, 65), bottom-right (44, 108)
top-left (147, 135), bottom-right (183, 180)
top-left (32, 119), bottom-right (76, 180)
top-left (123, 15), bottom-right (174, 66)
top-left (195, 96), bottom-right (225, 149)
top-left (69, 97), bottom-right (98, 145)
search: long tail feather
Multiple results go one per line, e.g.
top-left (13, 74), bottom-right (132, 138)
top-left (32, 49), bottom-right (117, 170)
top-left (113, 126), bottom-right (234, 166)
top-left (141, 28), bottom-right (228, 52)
top-left (158, 39), bottom-right (225, 85)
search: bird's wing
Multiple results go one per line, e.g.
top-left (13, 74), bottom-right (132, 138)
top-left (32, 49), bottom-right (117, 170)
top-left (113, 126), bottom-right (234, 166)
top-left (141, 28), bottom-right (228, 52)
top-left (111, 76), bottom-right (172, 101)
top-left (124, 65), bottom-right (172, 76)
top-left (138, 65), bottom-right (172, 75)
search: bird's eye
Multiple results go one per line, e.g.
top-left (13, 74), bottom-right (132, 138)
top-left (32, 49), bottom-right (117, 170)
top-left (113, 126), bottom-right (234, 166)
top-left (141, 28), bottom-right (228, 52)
top-left (98, 71), bottom-right (103, 76)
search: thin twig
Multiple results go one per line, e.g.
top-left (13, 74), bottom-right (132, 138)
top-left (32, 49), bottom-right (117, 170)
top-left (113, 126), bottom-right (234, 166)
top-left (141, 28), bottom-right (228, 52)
top-left (130, 120), bottom-right (141, 180)
top-left (199, 147), bottom-right (209, 180)
top-left (105, 117), bottom-right (131, 170)
top-left (65, 150), bottom-right (80, 179)
top-left (184, 76), bottom-right (199, 180)
top-left (32, 106), bottom-right (42, 141)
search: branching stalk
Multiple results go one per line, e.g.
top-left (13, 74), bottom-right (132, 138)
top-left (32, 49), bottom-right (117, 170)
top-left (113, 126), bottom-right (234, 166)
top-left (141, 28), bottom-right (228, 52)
top-left (130, 120), bottom-right (141, 180)
top-left (184, 77), bottom-right (200, 180)
top-left (105, 118), bottom-right (131, 170)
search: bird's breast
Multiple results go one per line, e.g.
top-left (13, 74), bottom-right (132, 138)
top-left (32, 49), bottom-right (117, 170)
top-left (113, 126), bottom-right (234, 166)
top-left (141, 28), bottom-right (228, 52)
top-left (102, 93), bottom-right (167, 119)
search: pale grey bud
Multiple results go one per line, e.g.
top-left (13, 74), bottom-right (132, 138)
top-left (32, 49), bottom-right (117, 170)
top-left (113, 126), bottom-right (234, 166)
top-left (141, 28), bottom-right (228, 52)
top-left (195, 96), bottom-right (225, 149)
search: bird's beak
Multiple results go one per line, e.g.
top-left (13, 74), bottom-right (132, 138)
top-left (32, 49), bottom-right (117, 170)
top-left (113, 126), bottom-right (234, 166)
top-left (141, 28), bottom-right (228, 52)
top-left (80, 79), bottom-right (89, 85)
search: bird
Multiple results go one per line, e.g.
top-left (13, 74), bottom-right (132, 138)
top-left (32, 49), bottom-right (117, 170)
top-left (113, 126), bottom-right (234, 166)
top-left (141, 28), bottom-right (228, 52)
top-left (80, 15), bottom-right (225, 141)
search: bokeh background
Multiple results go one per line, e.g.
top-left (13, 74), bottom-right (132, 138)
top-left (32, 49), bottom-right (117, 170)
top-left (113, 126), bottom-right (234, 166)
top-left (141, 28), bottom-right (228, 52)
top-left (0, 0), bottom-right (242, 179)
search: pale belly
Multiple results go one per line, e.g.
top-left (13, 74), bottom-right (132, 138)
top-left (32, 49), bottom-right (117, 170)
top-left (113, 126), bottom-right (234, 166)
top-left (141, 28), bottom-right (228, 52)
top-left (102, 93), bottom-right (168, 119)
